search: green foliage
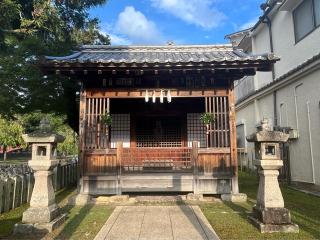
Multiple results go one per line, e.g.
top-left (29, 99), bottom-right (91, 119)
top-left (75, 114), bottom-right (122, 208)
top-left (0, 0), bottom-right (110, 132)
top-left (200, 113), bottom-right (215, 125)
top-left (18, 112), bottom-right (78, 155)
top-left (100, 113), bottom-right (112, 126)
top-left (0, 0), bottom-right (20, 30)
top-left (0, 116), bottom-right (25, 159)
top-left (57, 124), bottom-right (78, 156)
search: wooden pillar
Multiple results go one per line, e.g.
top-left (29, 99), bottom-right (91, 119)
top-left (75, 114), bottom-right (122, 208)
top-left (106, 98), bottom-right (110, 148)
top-left (205, 97), bottom-right (209, 148)
top-left (78, 90), bottom-right (87, 192)
top-left (192, 141), bottom-right (199, 194)
top-left (229, 87), bottom-right (239, 194)
top-left (116, 142), bottom-right (123, 195)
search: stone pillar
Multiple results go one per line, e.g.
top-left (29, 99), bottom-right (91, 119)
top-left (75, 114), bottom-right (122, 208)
top-left (14, 121), bottom-right (66, 234)
top-left (246, 119), bottom-right (299, 233)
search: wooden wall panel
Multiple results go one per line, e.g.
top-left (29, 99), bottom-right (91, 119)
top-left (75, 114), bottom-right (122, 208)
top-left (197, 152), bottom-right (231, 175)
top-left (83, 153), bottom-right (117, 175)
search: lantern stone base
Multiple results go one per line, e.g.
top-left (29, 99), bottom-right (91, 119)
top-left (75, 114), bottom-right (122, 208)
top-left (22, 204), bottom-right (60, 223)
top-left (14, 204), bottom-right (66, 234)
top-left (248, 215), bottom-right (299, 233)
top-left (248, 206), bottom-right (299, 233)
top-left (253, 206), bottom-right (292, 224)
top-left (13, 213), bottom-right (66, 234)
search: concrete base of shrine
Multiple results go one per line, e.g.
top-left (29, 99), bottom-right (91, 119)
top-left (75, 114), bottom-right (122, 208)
top-left (13, 213), bottom-right (67, 234)
top-left (221, 193), bottom-right (247, 202)
top-left (70, 193), bottom-right (92, 205)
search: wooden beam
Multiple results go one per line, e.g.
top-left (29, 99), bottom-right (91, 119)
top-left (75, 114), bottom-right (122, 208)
top-left (86, 88), bottom-right (229, 98)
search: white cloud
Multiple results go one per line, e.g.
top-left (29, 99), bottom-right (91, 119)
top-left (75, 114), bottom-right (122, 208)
top-left (239, 17), bottom-right (259, 30)
top-left (150, 0), bottom-right (226, 29)
top-left (114, 6), bottom-right (164, 44)
top-left (109, 34), bottom-right (132, 45)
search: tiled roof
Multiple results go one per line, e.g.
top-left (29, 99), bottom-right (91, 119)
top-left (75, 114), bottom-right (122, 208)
top-left (45, 45), bottom-right (278, 65)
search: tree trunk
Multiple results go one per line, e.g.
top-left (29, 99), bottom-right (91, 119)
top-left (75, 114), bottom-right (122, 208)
top-left (3, 146), bottom-right (7, 161)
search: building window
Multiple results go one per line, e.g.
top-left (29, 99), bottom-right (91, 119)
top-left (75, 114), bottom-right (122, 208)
top-left (293, 0), bottom-right (320, 42)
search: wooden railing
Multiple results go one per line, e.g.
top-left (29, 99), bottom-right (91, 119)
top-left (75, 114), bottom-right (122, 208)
top-left (119, 147), bottom-right (192, 173)
top-left (82, 142), bottom-right (234, 177)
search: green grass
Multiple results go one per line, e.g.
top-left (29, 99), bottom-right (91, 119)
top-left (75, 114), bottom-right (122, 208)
top-left (1, 172), bottom-right (319, 240)
top-left (0, 188), bottom-right (114, 240)
top-left (47, 204), bottom-right (113, 240)
top-left (201, 171), bottom-right (320, 240)
top-left (0, 204), bottom-right (29, 236)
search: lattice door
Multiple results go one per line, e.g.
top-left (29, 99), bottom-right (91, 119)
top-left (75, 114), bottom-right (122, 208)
top-left (205, 96), bottom-right (230, 148)
top-left (187, 113), bottom-right (206, 148)
top-left (85, 97), bottom-right (110, 149)
top-left (136, 117), bottom-right (182, 147)
top-left (110, 114), bottom-right (130, 148)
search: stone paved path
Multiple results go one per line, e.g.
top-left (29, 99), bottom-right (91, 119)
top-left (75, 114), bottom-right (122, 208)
top-left (94, 205), bottom-right (220, 240)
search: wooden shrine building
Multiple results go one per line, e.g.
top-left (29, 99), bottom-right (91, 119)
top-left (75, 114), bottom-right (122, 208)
top-left (42, 44), bottom-right (278, 196)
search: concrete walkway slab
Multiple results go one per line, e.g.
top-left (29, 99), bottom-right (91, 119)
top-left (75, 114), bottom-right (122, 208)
top-left (94, 206), bottom-right (220, 240)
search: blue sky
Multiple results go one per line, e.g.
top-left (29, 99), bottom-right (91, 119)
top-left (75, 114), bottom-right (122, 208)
top-left (90, 0), bottom-right (265, 45)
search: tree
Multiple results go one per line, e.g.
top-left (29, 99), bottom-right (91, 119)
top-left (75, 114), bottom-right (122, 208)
top-left (19, 111), bottom-right (78, 156)
top-left (0, 117), bottom-right (24, 161)
top-left (0, 0), bottom-right (110, 131)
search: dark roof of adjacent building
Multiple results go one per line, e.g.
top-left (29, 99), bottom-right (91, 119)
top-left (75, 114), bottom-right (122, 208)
top-left (44, 44), bottom-right (278, 65)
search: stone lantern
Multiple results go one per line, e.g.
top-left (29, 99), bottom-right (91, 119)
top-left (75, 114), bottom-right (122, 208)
top-left (14, 119), bottom-right (66, 233)
top-left (246, 119), bottom-right (299, 233)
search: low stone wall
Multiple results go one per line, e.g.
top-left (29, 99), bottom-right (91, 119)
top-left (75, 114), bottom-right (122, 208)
top-left (0, 158), bottom-right (78, 214)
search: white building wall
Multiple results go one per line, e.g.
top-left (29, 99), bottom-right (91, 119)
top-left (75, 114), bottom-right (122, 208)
top-left (271, 10), bottom-right (320, 78)
top-left (252, 29), bottom-right (274, 89)
top-left (276, 69), bottom-right (320, 184)
top-left (236, 102), bottom-right (256, 150)
top-left (232, 1), bottom-right (320, 186)
top-left (256, 94), bottom-right (274, 126)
